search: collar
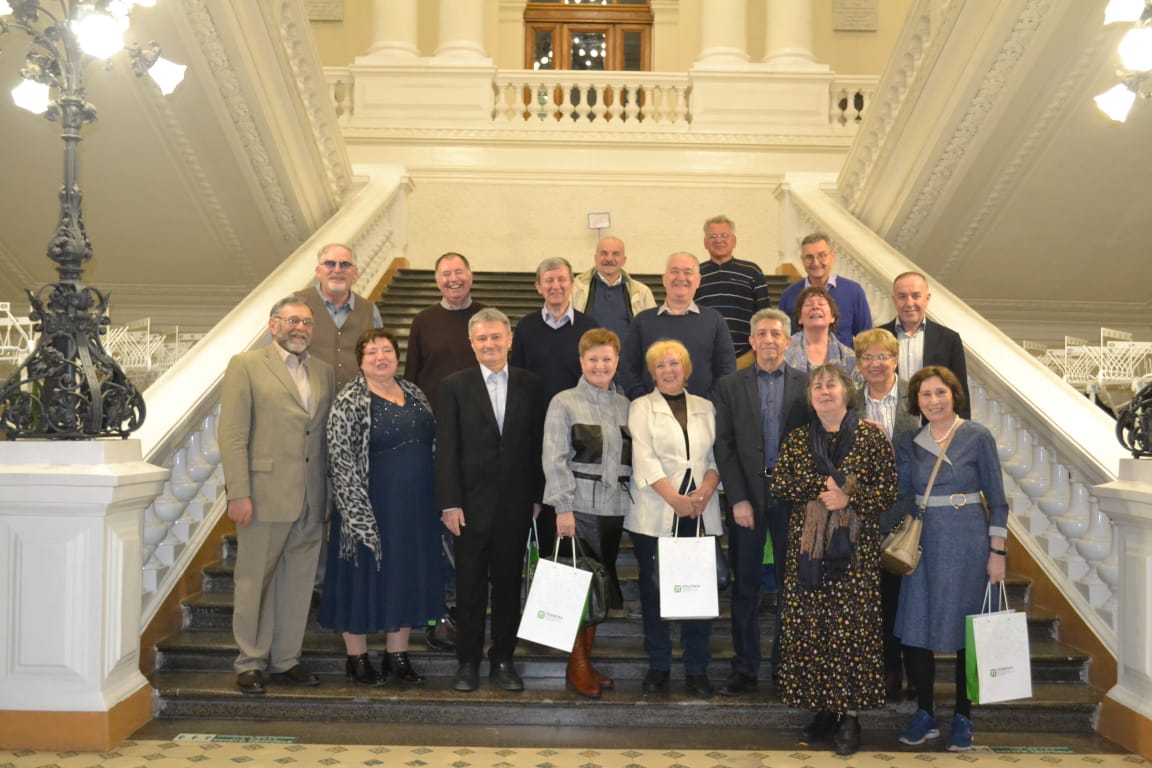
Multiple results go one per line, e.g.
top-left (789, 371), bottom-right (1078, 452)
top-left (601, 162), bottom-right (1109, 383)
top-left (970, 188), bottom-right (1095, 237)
top-left (595, 271), bottom-right (624, 287)
top-left (480, 363), bottom-right (508, 380)
top-left (804, 273), bottom-right (839, 289)
top-left (866, 378), bottom-right (899, 404)
top-left (440, 297), bottom-right (473, 311)
top-left (755, 360), bottom-right (786, 378)
top-left (273, 342), bottom-right (309, 366)
top-left (541, 304), bottom-right (575, 327)
top-left (657, 300), bottom-right (700, 316)
top-left (316, 283), bottom-right (353, 312)
top-left (896, 319), bottom-right (927, 338)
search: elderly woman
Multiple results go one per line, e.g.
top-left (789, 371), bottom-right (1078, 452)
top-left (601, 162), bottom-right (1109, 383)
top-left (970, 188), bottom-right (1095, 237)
top-left (542, 329), bottom-right (632, 699)
top-left (855, 328), bottom-right (920, 700)
top-left (319, 329), bottom-right (441, 686)
top-left (894, 366), bottom-right (1009, 752)
top-left (784, 286), bottom-right (858, 380)
top-left (625, 339), bottom-right (722, 698)
top-left (770, 364), bottom-right (897, 757)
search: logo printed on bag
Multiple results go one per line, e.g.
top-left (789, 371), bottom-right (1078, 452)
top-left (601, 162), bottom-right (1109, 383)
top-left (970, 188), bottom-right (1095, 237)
top-left (673, 583), bottom-right (702, 593)
top-left (989, 665), bottom-right (1015, 678)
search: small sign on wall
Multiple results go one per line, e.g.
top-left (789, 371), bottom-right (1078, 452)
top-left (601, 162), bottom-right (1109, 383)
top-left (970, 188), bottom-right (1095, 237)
top-left (306, 0), bottom-right (343, 22)
top-left (834, 0), bottom-right (878, 32)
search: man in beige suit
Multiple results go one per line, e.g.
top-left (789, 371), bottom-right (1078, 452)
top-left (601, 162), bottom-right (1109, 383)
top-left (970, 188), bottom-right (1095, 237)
top-left (219, 294), bottom-right (335, 695)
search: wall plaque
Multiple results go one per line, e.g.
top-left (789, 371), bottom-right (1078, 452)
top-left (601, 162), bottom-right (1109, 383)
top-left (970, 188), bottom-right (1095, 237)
top-left (306, 1), bottom-right (343, 22)
top-left (834, 0), bottom-right (878, 32)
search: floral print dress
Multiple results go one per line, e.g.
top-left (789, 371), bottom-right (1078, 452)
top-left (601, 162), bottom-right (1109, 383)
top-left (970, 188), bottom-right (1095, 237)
top-left (770, 420), bottom-right (898, 713)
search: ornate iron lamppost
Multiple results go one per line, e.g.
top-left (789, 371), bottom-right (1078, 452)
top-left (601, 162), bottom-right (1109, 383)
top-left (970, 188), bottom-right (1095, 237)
top-left (0, 0), bottom-right (184, 438)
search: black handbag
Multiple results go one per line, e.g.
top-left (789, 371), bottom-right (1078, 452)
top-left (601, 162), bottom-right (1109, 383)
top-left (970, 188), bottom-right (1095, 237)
top-left (571, 536), bottom-right (610, 627)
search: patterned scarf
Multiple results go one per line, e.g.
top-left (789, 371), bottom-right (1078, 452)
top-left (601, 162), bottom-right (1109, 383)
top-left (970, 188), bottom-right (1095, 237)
top-left (798, 409), bottom-right (861, 589)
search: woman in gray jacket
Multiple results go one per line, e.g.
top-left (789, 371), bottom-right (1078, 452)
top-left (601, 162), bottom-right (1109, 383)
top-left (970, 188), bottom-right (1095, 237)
top-left (542, 328), bottom-right (633, 698)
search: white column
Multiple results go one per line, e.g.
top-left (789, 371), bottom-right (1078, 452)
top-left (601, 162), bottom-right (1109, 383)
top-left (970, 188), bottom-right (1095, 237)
top-left (0, 441), bottom-right (167, 750)
top-left (763, 0), bottom-right (828, 72)
top-left (435, 0), bottom-right (489, 60)
top-left (693, 0), bottom-right (749, 68)
top-left (362, 0), bottom-right (420, 60)
top-left (1094, 458), bottom-right (1152, 753)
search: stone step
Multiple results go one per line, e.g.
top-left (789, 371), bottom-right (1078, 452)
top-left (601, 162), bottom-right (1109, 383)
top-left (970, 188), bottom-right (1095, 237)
top-left (148, 667), bottom-right (1099, 733)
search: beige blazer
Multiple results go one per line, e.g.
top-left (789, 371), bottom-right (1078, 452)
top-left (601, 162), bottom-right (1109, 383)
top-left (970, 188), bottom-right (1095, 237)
top-left (219, 344), bottom-right (335, 523)
top-left (624, 389), bottom-right (722, 538)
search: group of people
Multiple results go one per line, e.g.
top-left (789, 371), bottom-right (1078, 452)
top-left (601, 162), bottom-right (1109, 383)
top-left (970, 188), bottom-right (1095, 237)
top-left (217, 223), bottom-right (1008, 757)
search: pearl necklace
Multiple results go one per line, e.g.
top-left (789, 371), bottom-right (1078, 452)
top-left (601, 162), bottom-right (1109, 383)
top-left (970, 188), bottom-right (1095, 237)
top-left (931, 415), bottom-right (960, 444)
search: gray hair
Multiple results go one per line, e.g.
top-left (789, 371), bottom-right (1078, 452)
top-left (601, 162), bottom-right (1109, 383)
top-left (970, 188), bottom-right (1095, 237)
top-left (703, 215), bottom-right (735, 233)
top-left (750, 308), bottom-right (791, 336)
top-left (468, 307), bottom-right (511, 335)
top-left (317, 242), bottom-right (355, 263)
top-left (800, 232), bottom-right (830, 249)
top-left (535, 257), bottom-right (573, 282)
top-left (270, 294), bottom-right (310, 318)
top-left (665, 251), bottom-right (700, 268)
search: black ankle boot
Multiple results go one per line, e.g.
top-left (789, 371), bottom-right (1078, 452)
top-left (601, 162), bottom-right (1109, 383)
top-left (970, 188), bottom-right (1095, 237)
top-left (345, 653), bottom-right (385, 686)
top-left (833, 714), bottom-right (861, 756)
top-left (387, 651), bottom-right (426, 684)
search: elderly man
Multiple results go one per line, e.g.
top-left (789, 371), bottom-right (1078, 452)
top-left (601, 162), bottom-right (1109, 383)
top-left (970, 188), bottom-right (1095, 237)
top-left (778, 233), bottom-right (872, 347)
top-left (437, 308), bottom-right (546, 693)
top-left (303, 243), bottom-right (383, 390)
top-left (511, 257), bottom-right (599, 402)
top-left (695, 216), bottom-right (771, 367)
top-left (405, 252), bottom-right (487, 415)
top-left (619, 252), bottom-right (736, 400)
top-left (219, 295), bottom-right (335, 695)
top-left (879, 270), bottom-right (971, 418)
top-left (571, 236), bottom-right (656, 339)
top-left (713, 309), bottom-right (809, 696)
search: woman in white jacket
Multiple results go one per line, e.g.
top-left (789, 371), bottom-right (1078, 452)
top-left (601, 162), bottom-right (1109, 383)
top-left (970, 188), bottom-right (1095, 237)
top-left (625, 339), bottom-right (722, 698)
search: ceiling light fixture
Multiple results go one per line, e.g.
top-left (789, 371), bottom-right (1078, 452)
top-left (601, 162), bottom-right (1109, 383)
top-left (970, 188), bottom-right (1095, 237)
top-left (1097, 0), bottom-right (1152, 122)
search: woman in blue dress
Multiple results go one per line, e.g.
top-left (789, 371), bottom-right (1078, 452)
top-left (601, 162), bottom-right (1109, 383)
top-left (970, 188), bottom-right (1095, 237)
top-left (320, 329), bottom-right (441, 686)
top-left (894, 366), bottom-right (1009, 751)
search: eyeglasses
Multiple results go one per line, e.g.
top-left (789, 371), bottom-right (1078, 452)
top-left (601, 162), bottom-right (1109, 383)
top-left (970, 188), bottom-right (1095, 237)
top-left (276, 316), bottom-right (314, 328)
top-left (320, 259), bottom-right (354, 270)
top-left (802, 251), bottom-right (831, 263)
top-left (707, 233), bottom-right (731, 241)
top-left (859, 353), bottom-right (894, 362)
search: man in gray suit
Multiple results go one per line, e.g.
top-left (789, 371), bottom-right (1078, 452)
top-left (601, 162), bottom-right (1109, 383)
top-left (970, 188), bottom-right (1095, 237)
top-left (219, 294), bottom-right (335, 695)
top-left (713, 308), bottom-right (809, 696)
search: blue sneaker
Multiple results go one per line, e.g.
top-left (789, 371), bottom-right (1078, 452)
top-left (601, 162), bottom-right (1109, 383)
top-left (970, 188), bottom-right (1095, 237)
top-left (946, 713), bottom-right (973, 751)
top-left (898, 709), bottom-right (941, 745)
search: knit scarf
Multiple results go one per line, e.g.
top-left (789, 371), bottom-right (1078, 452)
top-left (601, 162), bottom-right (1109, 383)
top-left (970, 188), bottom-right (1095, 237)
top-left (798, 408), bottom-right (861, 589)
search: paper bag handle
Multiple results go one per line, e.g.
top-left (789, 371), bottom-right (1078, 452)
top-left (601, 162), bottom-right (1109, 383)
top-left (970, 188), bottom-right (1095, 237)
top-left (980, 580), bottom-right (1010, 614)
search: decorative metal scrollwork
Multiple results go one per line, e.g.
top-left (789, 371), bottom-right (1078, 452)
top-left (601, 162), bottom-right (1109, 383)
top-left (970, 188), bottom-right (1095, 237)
top-left (1115, 381), bottom-right (1152, 458)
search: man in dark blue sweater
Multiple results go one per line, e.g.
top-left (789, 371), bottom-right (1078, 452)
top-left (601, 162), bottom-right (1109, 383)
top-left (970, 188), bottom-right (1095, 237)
top-left (510, 257), bottom-right (599, 403)
top-left (619, 252), bottom-right (737, 401)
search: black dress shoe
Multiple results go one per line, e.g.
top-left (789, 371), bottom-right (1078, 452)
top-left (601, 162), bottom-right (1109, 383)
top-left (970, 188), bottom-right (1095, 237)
top-left (489, 660), bottom-right (524, 691)
top-left (236, 669), bottom-right (265, 695)
top-left (685, 674), bottom-right (714, 699)
top-left (718, 671), bottom-right (758, 697)
top-left (346, 654), bottom-right (386, 686)
top-left (833, 714), bottom-right (861, 756)
top-left (453, 662), bottom-right (480, 692)
top-left (387, 652), bottom-right (426, 684)
top-left (641, 668), bottom-right (670, 693)
top-left (799, 710), bottom-right (838, 745)
top-left (275, 664), bottom-right (319, 686)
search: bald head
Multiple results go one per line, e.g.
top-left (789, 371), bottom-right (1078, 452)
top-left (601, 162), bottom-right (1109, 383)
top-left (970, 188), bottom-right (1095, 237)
top-left (594, 237), bottom-right (627, 283)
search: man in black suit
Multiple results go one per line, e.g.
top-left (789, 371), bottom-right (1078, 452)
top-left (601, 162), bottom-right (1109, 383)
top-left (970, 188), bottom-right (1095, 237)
top-left (879, 271), bottom-right (971, 418)
top-left (436, 307), bottom-right (546, 693)
top-left (713, 308), bottom-right (810, 696)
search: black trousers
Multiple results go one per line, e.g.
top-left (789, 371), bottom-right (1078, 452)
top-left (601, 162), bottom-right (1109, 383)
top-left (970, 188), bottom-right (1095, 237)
top-left (452, 512), bottom-right (529, 667)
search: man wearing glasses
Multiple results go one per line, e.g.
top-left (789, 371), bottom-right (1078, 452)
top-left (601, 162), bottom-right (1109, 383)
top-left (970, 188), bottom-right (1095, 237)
top-left (695, 215), bottom-right (771, 369)
top-left (303, 243), bottom-right (383, 390)
top-left (219, 295), bottom-right (335, 695)
top-left (778, 233), bottom-right (872, 347)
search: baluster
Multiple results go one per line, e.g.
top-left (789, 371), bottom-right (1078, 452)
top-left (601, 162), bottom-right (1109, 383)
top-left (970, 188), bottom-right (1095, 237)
top-left (625, 85), bottom-right (642, 123)
top-left (970, 383), bottom-right (988, 424)
top-left (591, 83), bottom-right (609, 123)
top-left (984, 399), bottom-right (1003, 440)
top-left (1075, 494), bottom-right (1115, 609)
top-left (186, 431), bottom-right (214, 484)
top-left (996, 411), bottom-right (1017, 463)
top-left (1056, 477), bottom-right (1092, 581)
top-left (672, 85), bottom-right (689, 124)
top-left (1003, 427), bottom-right (1032, 480)
top-left (574, 83), bottom-right (592, 123)
top-left (169, 448), bottom-right (198, 502)
top-left (201, 410), bottom-right (221, 465)
top-left (142, 501), bottom-right (170, 563)
top-left (1094, 524), bottom-right (1120, 633)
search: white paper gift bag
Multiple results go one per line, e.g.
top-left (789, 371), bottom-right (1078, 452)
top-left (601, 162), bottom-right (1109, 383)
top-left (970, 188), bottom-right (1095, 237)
top-left (517, 551), bottom-right (592, 652)
top-left (965, 582), bottom-right (1033, 704)
top-left (658, 522), bottom-right (719, 620)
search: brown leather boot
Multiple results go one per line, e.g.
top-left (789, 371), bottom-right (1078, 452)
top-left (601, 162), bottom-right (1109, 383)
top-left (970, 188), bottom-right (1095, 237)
top-left (584, 624), bottom-right (614, 690)
top-left (566, 627), bottom-right (601, 698)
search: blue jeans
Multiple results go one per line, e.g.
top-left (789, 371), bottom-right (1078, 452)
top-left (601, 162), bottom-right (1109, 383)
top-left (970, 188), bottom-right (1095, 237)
top-left (629, 518), bottom-right (713, 676)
